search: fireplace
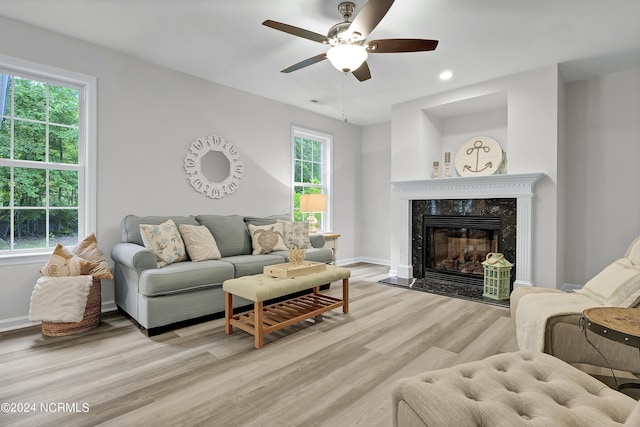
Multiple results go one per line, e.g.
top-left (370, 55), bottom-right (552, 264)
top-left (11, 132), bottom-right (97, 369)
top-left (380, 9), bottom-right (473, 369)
top-left (412, 198), bottom-right (517, 288)
top-left (423, 215), bottom-right (501, 286)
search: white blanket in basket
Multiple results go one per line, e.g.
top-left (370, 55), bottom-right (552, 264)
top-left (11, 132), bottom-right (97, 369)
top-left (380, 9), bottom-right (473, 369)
top-left (29, 276), bottom-right (93, 323)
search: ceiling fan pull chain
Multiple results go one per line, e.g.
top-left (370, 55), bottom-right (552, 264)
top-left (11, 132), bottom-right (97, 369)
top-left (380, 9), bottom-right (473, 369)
top-left (343, 72), bottom-right (348, 123)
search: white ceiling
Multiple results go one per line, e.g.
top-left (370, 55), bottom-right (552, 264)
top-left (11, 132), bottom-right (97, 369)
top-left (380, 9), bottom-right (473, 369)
top-left (1, 0), bottom-right (639, 126)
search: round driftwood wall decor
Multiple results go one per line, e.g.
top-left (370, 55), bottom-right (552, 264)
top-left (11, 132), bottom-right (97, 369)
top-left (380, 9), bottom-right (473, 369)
top-left (454, 136), bottom-right (503, 177)
top-left (184, 135), bottom-right (243, 199)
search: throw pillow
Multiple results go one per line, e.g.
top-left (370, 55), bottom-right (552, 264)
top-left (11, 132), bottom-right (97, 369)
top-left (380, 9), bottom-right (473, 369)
top-left (41, 243), bottom-right (97, 277)
top-left (139, 219), bottom-right (187, 268)
top-left (626, 235), bottom-right (640, 266)
top-left (178, 224), bottom-right (222, 262)
top-left (277, 219), bottom-right (311, 249)
top-left (72, 233), bottom-right (113, 279)
top-left (248, 222), bottom-right (288, 255)
top-left (575, 258), bottom-right (640, 307)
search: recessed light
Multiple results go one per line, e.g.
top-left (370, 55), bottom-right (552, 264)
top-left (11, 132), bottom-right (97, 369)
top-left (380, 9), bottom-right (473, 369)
top-left (310, 99), bottom-right (320, 103)
top-left (439, 70), bottom-right (453, 81)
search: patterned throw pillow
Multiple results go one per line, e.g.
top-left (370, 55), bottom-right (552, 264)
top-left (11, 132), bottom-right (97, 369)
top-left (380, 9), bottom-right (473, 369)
top-left (248, 222), bottom-right (288, 255)
top-left (139, 219), bottom-right (187, 268)
top-left (72, 233), bottom-right (113, 279)
top-left (278, 219), bottom-right (311, 249)
top-left (178, 224), bottom-right (222, 262)
top-left (41, 243), bottom-right (97, 277)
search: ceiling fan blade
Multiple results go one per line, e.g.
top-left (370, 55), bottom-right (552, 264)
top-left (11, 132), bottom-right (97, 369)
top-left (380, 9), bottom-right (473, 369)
top-left (262, 20), bottom-right (329, 44)
top-left (348, 0), bottom-right (395, 40)
top-left (281, 53), bottom-right (328, 73)
top-left (366, 38), bottom-right (439, 53)
top-left (352, 61), bottom-right (372, 82)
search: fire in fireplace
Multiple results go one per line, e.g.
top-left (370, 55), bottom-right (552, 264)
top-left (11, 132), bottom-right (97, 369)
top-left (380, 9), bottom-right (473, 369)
top-left (423, 215), bottom-right (502, 286)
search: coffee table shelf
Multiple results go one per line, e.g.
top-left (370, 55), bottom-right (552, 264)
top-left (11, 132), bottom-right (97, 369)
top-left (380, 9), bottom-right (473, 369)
top-left (229, 293), bottom-right (344, 337)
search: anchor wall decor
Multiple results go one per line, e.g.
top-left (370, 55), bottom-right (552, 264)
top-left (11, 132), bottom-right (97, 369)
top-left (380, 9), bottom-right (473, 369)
top-left (454, 136), bottom-right (504, 177)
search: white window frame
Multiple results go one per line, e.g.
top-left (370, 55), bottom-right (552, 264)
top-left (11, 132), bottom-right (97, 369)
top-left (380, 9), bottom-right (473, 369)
top-left (291, 126), bottom-right (333, 232)
top-left (0, 54), bottom-right (97, 266)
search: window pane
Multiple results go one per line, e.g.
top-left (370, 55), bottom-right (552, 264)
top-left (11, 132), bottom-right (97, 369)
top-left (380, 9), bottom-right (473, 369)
top-left (14, 167), bottom-right (46, 207)
top-left (49, 85), bottom-right (79, 126)
top-left (0, 210), bottom-right (8, 250)
top-left (294, 138), bottom-right (302, 160)
top-left (14, 120), bottom-right (46, 161)
top-left (312, 141), bottom-right (322, 162)
top-left (49, 209), bottom-right (78, 246)
top-left (0, 166), bottom-right (9, 207)
top-left (14, 209), bottom-right (46, 249)
top-left (312, 162), bottom-right (321, 183)
top-left (302, 160), bottom-right (312, 183)
top-left (302, 139), bottom-right (313, 161)
top-left (14, 78), bottom-right (46, 121)
top-left (49, 170), bottom-right (78, 207)
top-left (49, 125), bottom-right (78, 164)
top-left (0, 118), bottom-right (9, 159)
top-left (294, 159), bottom-right (302, 182)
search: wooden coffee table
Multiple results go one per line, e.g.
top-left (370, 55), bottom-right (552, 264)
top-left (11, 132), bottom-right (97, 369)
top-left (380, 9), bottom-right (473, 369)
top-left (223, 265), bottom-right (350, 349)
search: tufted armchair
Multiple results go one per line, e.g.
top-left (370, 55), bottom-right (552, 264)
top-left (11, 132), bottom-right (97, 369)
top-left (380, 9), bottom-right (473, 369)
top-left (392, 351), bottom-right (640, 426)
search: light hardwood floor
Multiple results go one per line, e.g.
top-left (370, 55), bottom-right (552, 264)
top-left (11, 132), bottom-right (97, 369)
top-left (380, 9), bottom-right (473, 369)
top-left (0, 263), bottom-right (518, 427)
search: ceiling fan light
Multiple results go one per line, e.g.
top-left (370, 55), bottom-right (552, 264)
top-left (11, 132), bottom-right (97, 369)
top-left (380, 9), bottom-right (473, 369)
top-left (326, 44), bottom-right (368, 73)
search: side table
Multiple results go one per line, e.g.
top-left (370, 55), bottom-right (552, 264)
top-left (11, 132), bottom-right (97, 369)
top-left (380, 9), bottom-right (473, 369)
top-left (582, 307), bottom-right (640, 391)
top-left (314, 233), bottom-right (340, 264)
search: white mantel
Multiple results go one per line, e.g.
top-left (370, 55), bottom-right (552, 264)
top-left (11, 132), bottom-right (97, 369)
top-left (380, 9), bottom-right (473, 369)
top-left (391, 173), bottom-right (545, 288)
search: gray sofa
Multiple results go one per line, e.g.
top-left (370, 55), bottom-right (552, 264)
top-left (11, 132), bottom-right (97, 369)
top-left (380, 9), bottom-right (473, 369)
top-left (111, 214), bottom-right (333, 334)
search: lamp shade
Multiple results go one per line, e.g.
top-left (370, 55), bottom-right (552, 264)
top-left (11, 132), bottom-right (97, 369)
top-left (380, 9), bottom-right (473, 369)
top-left (326, 44), bottom-right (368, 72)
top-left (299, 193), bottom-right (327, 213)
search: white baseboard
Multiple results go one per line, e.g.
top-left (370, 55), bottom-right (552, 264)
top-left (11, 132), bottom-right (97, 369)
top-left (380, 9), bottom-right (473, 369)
top-left (0, 316), bottom-right (40, 332)
top-left (0, 300), bottom-right (118, 333)
top-left (336, 257), bottom-right (391, 267)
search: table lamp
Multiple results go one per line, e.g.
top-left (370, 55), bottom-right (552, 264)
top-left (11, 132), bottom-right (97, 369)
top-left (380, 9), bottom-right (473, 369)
top-left (299, 193), bottom-right (327, 232)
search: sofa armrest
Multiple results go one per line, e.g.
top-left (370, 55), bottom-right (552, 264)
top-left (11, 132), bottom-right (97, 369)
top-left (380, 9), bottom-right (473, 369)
top-left (111, 242), bottom-right (157, 273)
top-left (310, 234), bottom-right (325, 248)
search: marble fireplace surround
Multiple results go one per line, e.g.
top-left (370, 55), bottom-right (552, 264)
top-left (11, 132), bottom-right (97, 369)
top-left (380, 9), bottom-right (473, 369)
top-left (392, 173), bottom-right (545, 288)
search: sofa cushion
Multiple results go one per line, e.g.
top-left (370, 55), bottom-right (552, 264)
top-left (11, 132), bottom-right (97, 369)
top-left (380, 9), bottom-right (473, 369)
top-left (196, 214), bottom-right (251, 257)
top-left (271, 248), bottom-right (333, 264)
top-left (139, 219), bottom-right (188, 268)
top-left (248, 223), bottom-right (288, 255)
top-left (138, 260), bottom-right (234, 296)
top-left (121, 215), bottom-right (199, 246)
top-left (179, 224), bottom-right (221, 261)
top-left (220, 254), bottom-right (286, 277)
top-left (244, 214), bottom-right (291, 226)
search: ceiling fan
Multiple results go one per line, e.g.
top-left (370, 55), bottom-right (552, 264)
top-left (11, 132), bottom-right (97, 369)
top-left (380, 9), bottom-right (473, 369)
top-left (262, 0), bottom-right (438, 82)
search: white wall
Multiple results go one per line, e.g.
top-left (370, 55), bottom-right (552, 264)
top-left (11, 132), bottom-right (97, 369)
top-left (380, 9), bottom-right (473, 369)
top-left (0, 17), bottom-right (361, 330)
top-left (359, 121), bottom-right (391, 264)
top-left (564, 66), bottom-right (640, 285)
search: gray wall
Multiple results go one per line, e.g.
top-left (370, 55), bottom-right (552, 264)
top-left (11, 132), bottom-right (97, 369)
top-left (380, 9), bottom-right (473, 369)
top-left (564, 66), bottom-right (640, 286)
top-left (0, 16), bottom-right (361, 330)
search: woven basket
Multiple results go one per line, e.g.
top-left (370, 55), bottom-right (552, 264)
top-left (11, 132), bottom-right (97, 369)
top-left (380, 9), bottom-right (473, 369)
top-left (41, 278), bottom-right (102, 337)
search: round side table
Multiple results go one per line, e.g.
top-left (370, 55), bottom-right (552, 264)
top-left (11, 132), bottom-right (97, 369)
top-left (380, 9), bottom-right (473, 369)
top-left (582, 307), bottom-right (640, 391)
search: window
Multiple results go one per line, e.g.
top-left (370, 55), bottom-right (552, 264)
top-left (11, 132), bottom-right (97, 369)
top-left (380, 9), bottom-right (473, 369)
top-left (292, 127), bottom-right (332, 231)
top-left (0, 57), bottom-right (95, 262)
